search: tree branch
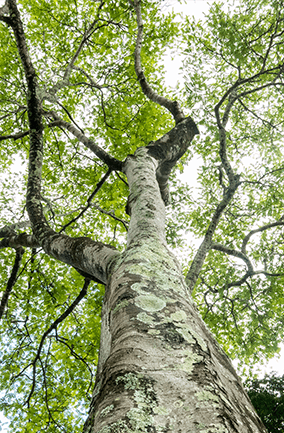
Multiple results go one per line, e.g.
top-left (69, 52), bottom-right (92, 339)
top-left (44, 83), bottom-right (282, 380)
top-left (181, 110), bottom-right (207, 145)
top-left (146, 116), bottom-right (199, 204)
top-left (90, 204), bottom-right (128, 231)
top-left (0, 232), bottom-right (39, 249)
top-left (221, 90), bottom-right (238, 128)
top-left (0, 130), bottom-right (30, 141)
top-left (59, 168), bottom-right (113, 233)
top-left (5, 2), bottom-right (120, 284)
top-left (46, 3), bottom-right (105, 99)
top-left (0, 1), bottom-right (11, 25)
top-left (47, 113), bottom-right (123, 171)
top-left (226, 269), bottom-right (284, 289)
top-left (25, 278), bottom-right (91, 407)
top-left (71, 66), bottom-right (102, 90)
top-left (7, 0), bottom-right (51, 245)
top-left (238, 99), bottom-right (274, 127)
top-left (214, 64), bottom-right (283, 127)
top-left (129, 0), bottom-right (185, 124)
top-left (242, 217), bottom-right (284, 254)
top-left (211, 242), bottom-right (254, 273)
top-left (0, 247), bottom-right (24, 320)
top-left (185, 177), bottom-right (240, 292)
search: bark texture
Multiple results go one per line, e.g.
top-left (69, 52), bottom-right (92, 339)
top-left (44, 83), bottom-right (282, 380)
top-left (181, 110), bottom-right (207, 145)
top-left (83, 148), bottom-right (267, 433)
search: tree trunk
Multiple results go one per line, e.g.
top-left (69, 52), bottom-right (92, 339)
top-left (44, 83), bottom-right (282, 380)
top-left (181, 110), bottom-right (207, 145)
top-left (83, 147), bottom-right (267, 433)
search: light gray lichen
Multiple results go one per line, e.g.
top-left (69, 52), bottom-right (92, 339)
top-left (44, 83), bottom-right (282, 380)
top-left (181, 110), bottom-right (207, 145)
top-left (135, 294), bottom-right (166, 312)
top-left (136, 311), bottom-right (155, 325)
top-left (115, 373), bottom-right (158, 431)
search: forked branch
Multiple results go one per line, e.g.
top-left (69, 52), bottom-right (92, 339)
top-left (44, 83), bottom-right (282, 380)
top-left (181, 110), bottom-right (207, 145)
top-left (46, 2), bottom-right (105, 99)
top-left (211, 242), bottom-right (254, 274)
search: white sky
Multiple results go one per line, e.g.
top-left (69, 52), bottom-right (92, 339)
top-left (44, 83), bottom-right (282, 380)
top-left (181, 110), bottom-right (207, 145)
top-left (0, 0), bottom-right (284, 431)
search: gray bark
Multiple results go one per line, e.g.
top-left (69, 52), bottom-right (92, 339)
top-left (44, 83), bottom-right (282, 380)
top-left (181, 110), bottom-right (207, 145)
top-left (82, 146), bottom-right (267, 433)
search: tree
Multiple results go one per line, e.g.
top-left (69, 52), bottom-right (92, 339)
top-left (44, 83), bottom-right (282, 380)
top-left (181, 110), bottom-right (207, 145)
top-left (245, 373), bottom-right (284, 433)
top-left (0, 0), bottom-right (283, 431)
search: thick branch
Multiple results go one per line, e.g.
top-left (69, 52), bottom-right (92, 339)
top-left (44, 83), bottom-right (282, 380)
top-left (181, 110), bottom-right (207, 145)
top-left (129, 0), bottom-right (185, 124)
top-left (0, 231), bottom-right (120, 284)
top-left (7, 0), bottom-right (50, 244)
top-left (185, 177), bottom-right (240, 292)
top-left (147, 116), bottom-right (199, 204)
top-left (0, 232), bottom-right (39, 249)
top-left (5, 2), bottom-right (121, 283)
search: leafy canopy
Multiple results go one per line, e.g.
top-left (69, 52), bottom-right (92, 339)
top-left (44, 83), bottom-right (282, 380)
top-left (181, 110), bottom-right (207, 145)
top-left (1, 0), bottom-right (284, 431)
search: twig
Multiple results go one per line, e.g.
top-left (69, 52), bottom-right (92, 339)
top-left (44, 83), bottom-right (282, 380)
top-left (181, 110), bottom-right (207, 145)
top-left (55, 334), bottom-right (94, 393)
top-left (56, 101), bottom-right (85, 134)
top-left (59, 168), bottom-right (112, 233)
top-left (91, 204), bottom-right (128, 231)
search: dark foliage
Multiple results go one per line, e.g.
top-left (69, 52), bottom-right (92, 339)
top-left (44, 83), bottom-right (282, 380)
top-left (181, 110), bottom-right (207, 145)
top-left (246, 373), bottom-right (284, 433)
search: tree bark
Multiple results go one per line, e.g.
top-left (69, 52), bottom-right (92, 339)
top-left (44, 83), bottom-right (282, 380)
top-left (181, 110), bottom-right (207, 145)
top-left (83, 146), bottom-right (267, 433)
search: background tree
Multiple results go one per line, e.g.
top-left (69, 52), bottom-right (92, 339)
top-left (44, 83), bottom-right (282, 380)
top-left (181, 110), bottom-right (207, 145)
top-left (245, 373), bottom-right (284, 433)
top-left (181, 0), bottom-right (284, 365)
top-left (0, 0), bottom-right (283, 431)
